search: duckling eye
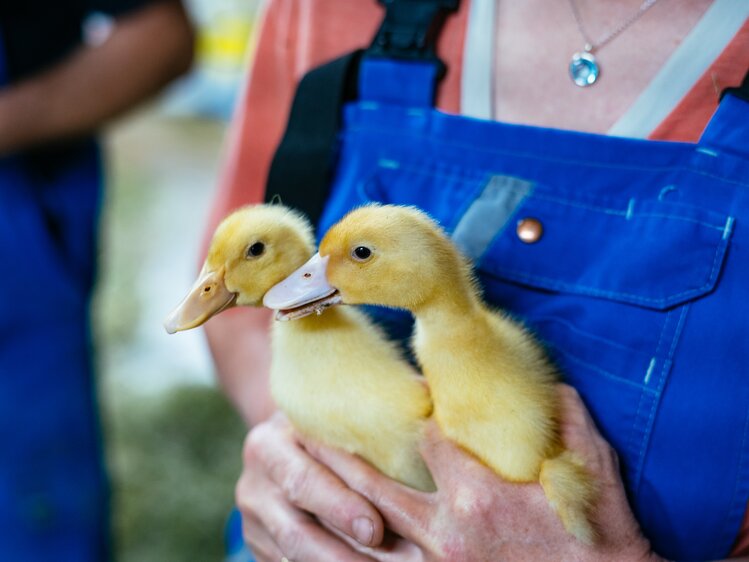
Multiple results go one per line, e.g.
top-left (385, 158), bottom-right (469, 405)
top-left (246, 242), bottom-right (265, 258)
top-left (352, 246), bottom-right (372, 261)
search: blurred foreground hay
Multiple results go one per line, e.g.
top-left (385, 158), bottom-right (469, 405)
top-left (106, 385), bottom-right (245, 562)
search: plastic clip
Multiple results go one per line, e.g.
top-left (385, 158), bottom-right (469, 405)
top-left (367, 0), bottom-right (460, 79)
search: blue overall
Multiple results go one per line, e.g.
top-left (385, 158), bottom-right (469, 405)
top-left (0, 34), bottom-right (109, 561)
top-left (226, 57), bottom-right (749, 561)
top-left (317, 59), bottom-right (749, 562)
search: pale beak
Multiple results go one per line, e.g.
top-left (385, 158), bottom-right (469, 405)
top-left (164, 266), bottom-right (237, 334)
top-left (263, 253), bottom-right (340, 320)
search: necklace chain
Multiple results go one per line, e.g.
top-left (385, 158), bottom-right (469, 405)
top-left (568, 0), bottom-right (660, 53)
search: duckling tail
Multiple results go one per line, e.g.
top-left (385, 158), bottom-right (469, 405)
top-left (539, 450), bottom-right (598, 545)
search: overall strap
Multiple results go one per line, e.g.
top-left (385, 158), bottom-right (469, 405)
top-left (721, 67), bottom-right (749, 103)
top-left (699, 68), bottom-right (749, 157)
top-left (265, 50), bottom-right (363, 221)
top-left (264, 0), bottom-right (459, 222)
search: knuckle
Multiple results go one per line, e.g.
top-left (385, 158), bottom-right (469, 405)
top-left (243, 427), bottom-right (266, 463)
top-left (437, 534), bottom-right (469, 561)
top-left (276, 522), bottom-right (306, 558)
top-left (242, 520), bottom-right (258, 548)
top-left (281, 463), bottom-right (312, 507)
top-left (235, 474), bottom-right (254, 512)
top-left (610, 446), bottom-right (621, 469)
top-left (558, 383), bottom-right (582, 410)
top-left (234, 475), bottom-right (247, 510)
top-left (450, 483), bottom-right (494, 520)
top-left (602, 444), bottom-right (621, 475)
top-left (558, 383), bottom-right (575, 399)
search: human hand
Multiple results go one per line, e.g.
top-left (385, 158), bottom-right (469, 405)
top-left (305, 384), bottom-right (664, 562)
top-left (235, 411), bottom-right (387, 562)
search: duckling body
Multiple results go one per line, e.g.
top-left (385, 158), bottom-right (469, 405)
top-left (299, 204), bottom-right (597, 543)
top-left (413, 301), bottom-right (559, 482)
top-left (271, 308), bottom-right (433, 490)
top-left (165, 205), bottom-right (434, 492)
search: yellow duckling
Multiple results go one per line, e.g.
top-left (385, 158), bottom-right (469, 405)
top-left (270, 204), bottom-right (597, 543)
top-left (164, 204), bottom-right (435, 492)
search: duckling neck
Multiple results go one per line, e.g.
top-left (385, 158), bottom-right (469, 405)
top-left (412, 291), bottom-right (481, 329)
top-left (411, 292), bottom-right (497, 383)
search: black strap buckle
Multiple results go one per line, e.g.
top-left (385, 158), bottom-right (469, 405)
top-left (367, 0), bottom-right (459, 78)
top-left (720, 68), bottom-right (749, 103)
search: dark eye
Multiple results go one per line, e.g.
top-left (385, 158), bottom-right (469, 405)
top-left (352, 246), bottom-right (372, 261)
top-left (247, 242), bottom-right (265, 258)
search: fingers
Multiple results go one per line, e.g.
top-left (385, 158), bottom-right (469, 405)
top-left (238, 510), bottom-right (284, 562)
top-left (304, 438), bottom-right (431, 545)
top-left (264, 487), bottom-right (376, 562)
top-left (247, 417), bottom-right (385, 548)
top-left (322, 521), bottom-right (425, 562)
top-left (557, 384), bottom-right (602, 443)
top-left (238, 467), bottom-right (376, 562)
top-left (240, 413), bottom-right (385, 551)
top-left (556, 384), bottom-right (621, 484)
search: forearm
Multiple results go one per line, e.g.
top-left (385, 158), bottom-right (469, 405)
top-left (0, 0), bottom-right (193, 155)
top-left (204, 307), bottom-right (276, 427)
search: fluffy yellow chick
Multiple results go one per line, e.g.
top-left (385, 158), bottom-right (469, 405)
top-left (273, 204), bottom-right (597, 543)
top-left (164, 204), bottom-right (435, 492)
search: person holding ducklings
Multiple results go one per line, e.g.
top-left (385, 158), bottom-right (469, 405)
top-left (200, 1), bottom-right (749, 561)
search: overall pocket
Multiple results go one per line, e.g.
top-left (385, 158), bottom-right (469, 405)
top-left (475, 183), bottom-right (734, 486)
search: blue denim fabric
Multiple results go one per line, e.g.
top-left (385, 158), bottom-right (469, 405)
top-left (225, 508), bottom-right (256, 562)
top-left (0, 32), bottom-right (108, 561)
top-left (316, 58), bottom-right (749, 561)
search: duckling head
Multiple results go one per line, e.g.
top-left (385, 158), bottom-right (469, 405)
top-left (264, 205), bottom-right (473, 319)
top-left (164, 204), bottom-right (315, 333)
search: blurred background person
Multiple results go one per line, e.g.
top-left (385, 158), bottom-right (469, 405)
top-left (0, 1), bottom-right (193, 560)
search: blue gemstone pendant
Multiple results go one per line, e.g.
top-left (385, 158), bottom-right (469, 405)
top-left (569, 51), bottom-right (599, 87)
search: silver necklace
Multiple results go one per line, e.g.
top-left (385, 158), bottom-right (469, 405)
top-left (568, 0), bottom-right (660, 87)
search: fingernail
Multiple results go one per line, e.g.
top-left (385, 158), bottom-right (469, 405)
top-left (353, 516), bottom-right (374, 545)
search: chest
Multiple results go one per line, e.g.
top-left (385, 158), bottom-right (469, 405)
top-left (488, 0), bottom-right (713, 132)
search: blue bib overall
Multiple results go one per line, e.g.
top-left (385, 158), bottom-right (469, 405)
top-left (307, 58), bottom-right (749, 561)
top-left (0, 34), bottom-right (109, 561)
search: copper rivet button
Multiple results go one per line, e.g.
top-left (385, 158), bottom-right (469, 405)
top-left (516, 217), bottom-right (543, 244)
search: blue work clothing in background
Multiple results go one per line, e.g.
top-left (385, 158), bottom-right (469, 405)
top-left (0, 0), bottom-right (156, 558)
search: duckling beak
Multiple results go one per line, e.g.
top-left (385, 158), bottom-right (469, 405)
top-left (263, 253), bottom-right (341, 321)
top-left (164, 266), bottom-right (237, 334)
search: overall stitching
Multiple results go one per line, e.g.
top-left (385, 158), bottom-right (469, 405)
top-left (366, 162), bottom-right (497, 233)
top-left (372, 158), bottom-right (734, 229)
top-left (531, 315), bottom-right (650, 352)
top-left (547, 345), bottom-right (658, 393)
top-left (643, 358), bottom-right (657, 385)
top-left (626, 308), bottom-right (673, 483)
top-left (486, 233), bottom-right (729, 307)
top-left (632, 304), bottom-right (690, 491)
top-left (347, 123), bottom-right (749, 189)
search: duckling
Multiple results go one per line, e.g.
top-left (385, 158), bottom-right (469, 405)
top-left (164, 204), bottom-right (435, 492)
top-left (269, 204), bottom-right (597, 544)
